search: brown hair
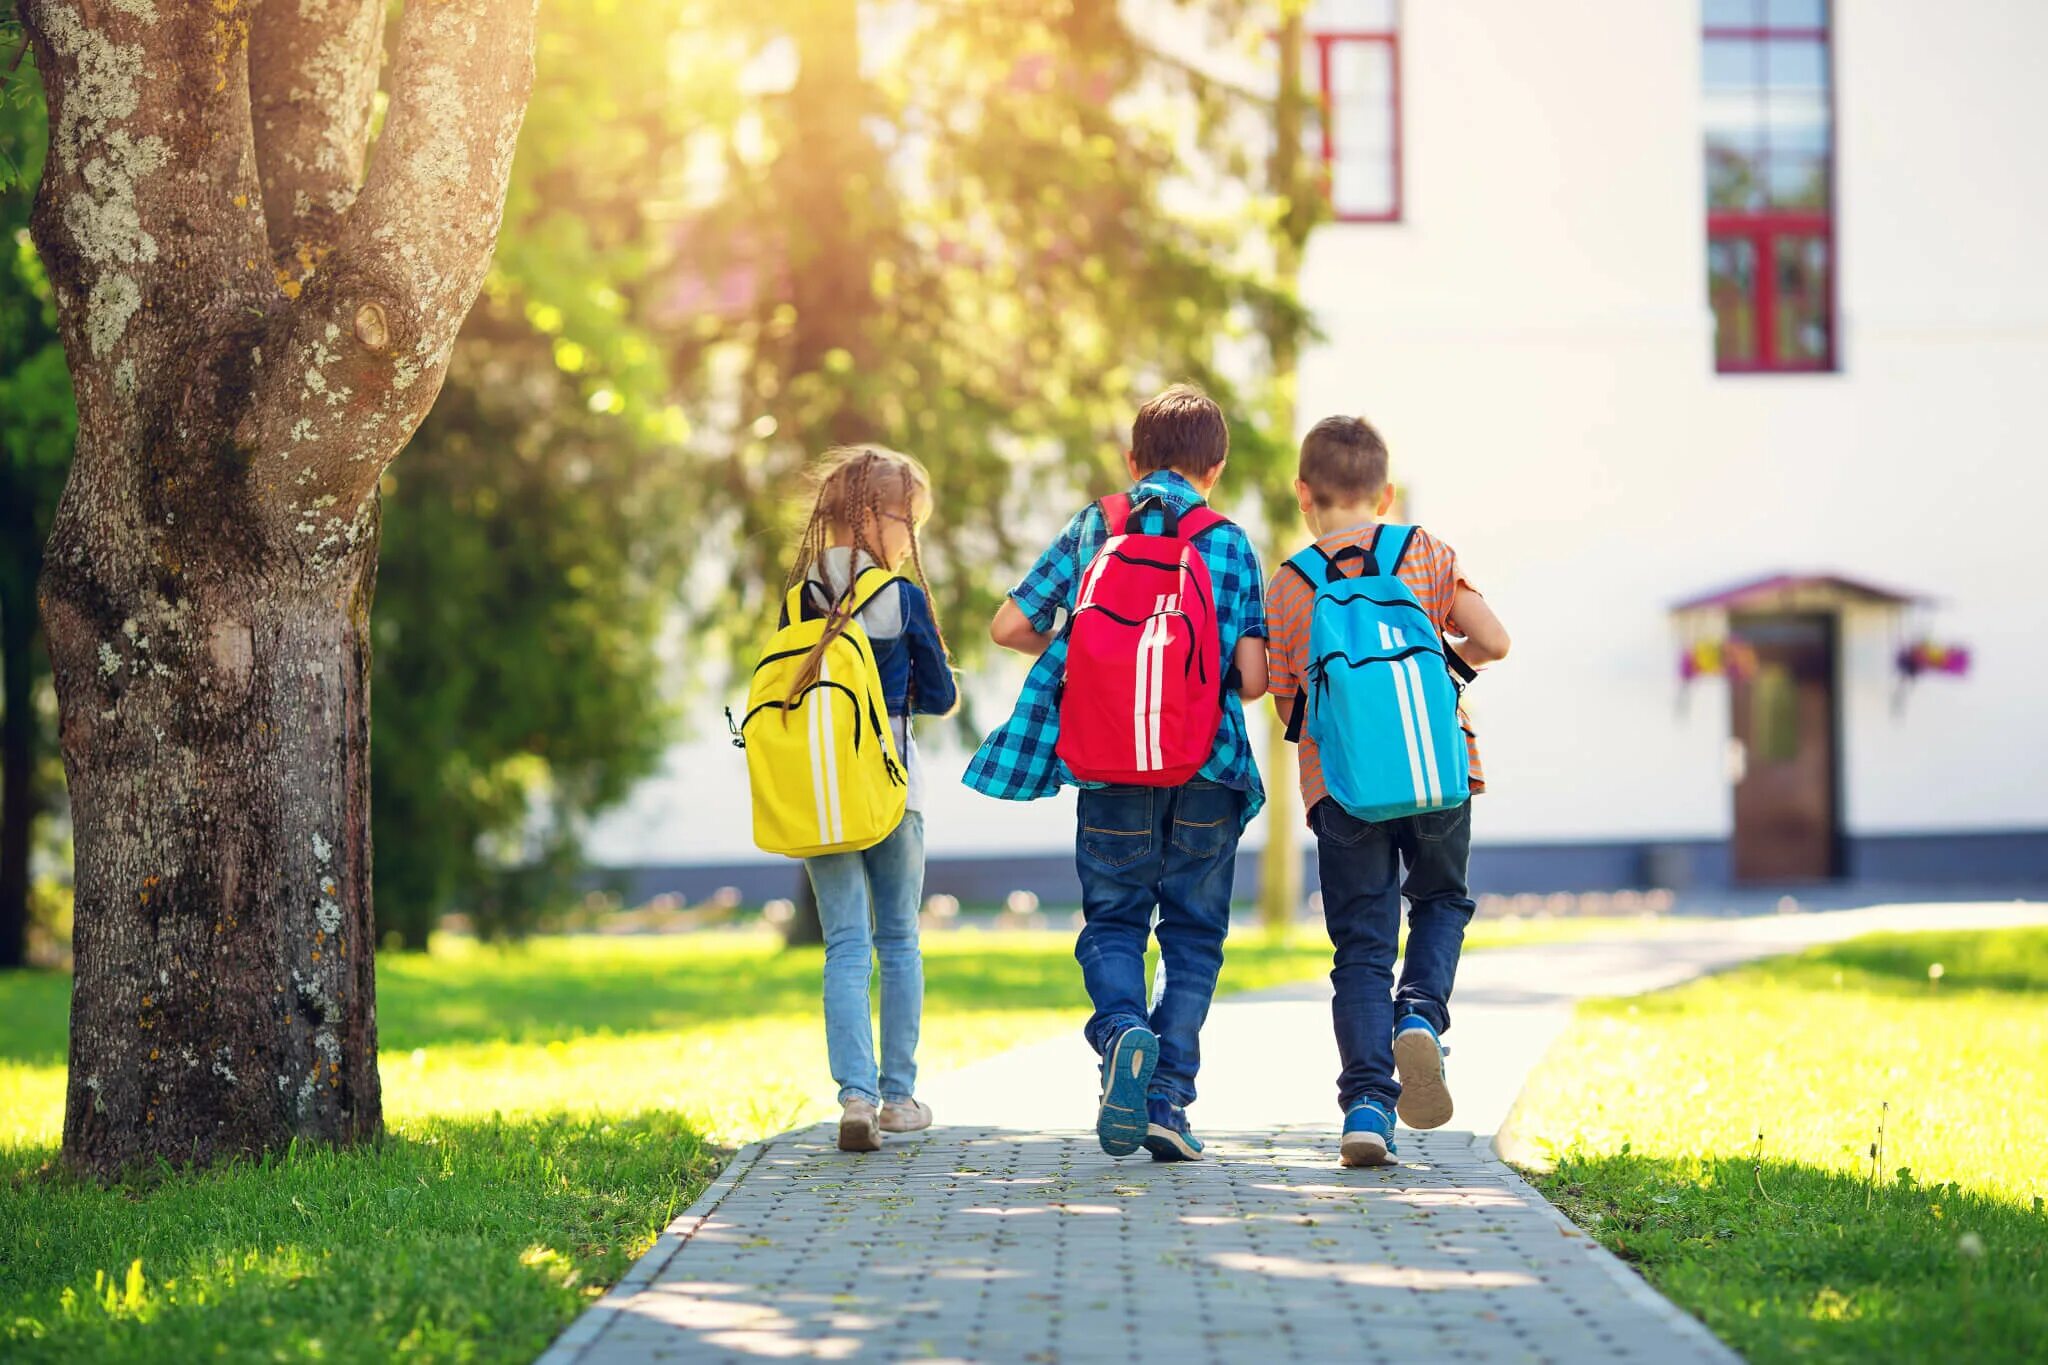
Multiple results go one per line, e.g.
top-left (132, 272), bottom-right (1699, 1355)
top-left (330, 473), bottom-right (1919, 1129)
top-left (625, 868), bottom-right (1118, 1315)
top-left (1131, 383), bottom-right (1229, 476)
top-left (782, 445), bottom-right (950, 699)
top-left (1297, 415), bottom-right (1390, 508)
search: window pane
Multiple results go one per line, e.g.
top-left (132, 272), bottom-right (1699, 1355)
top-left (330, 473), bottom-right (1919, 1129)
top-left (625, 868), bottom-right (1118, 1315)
top-left (1703, 0), bottom-right (1758, 27)
top-left (1774, 234), bottom-right (1832, 364)
top-left (1326, 37), bottom-right (1396, 218)
top-left (1333, 151), bottom-right (1395, 218)
top-left (1765, 0), bottom-right (1826, 27)
top-left (1765, 37), bottom-right (1828, 90)
top-left (1706, 136), bottom-right (1764, 210)
top-left (1331, 38), bottom-right (1393, 98)
top-left (1710, 237), bottom-right (1759, 366)
top-left (1307, 0), bottom-right (1396, 30)
top-left (1703, 37), bottom-right (1761, 89)
top-left (1766, 152), bottom-right (1829, 209)
top-left (1751, 663), bottom-right (1801, 762)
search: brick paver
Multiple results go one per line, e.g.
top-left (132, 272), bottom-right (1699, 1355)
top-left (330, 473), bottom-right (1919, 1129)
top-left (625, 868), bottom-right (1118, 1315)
top-left (543, 1123), bottom-right (1731, 1364)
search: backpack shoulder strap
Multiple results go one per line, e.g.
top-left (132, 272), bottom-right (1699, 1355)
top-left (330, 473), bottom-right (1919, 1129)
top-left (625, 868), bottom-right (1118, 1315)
top-left (1176, 505), bottom-right (1227, 541)
top-left (1373, 524), bottom-right (1417, 577)
top-left (848, 566), bottom-right (903, 618)
top-left (781, 581), bottom-right (809, 629)
top-left (1099, 493), bottom-right (1133, 537)
top-left (1283, 546), bottom-right (1327, 591)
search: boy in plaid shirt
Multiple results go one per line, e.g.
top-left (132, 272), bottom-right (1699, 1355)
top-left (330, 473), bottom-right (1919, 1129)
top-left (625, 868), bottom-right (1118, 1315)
top-left (971, 385), bottom-right (1269, 1161)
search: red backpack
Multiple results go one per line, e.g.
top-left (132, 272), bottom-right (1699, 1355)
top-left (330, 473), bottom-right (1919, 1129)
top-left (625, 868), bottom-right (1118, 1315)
top-left (1057, 493), bottom-right (1228, 787)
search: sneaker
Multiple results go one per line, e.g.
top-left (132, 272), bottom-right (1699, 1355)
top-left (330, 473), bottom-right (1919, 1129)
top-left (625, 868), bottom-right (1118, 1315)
top-left (1142, 1097), bottom-right (1205, 1163)
top-left (837, 1097), bottom-right (882, 1153)
top-left (1096, 1025), bottom-right (1159, 1156)
top-left (1392, 1014), bottom-right (1453, 1129)
top-left (879, 1098), bottom-right (932, 1134)
top-left (1340, 1100), bottom-right (1399, 1168)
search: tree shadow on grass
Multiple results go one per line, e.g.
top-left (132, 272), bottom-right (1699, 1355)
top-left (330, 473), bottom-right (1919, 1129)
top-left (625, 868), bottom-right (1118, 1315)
top-left (1536, 1149), bottom-right (2048, 1364)
top-left (1, 1109), bottom-right (726, 1365)
top-left (1, 935), bottom-right (1330, 1067)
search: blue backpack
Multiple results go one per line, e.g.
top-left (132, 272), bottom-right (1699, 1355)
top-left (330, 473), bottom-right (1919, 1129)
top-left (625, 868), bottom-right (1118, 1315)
top-left (1284, 527), bottom-right (1474, 823)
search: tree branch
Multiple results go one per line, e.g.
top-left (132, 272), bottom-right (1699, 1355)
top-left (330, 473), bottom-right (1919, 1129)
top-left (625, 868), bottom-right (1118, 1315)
top-left (248, 0), bottom-right (385, 286)
top-left (237, 0), bottom-right (537, 540)
top-left (23, 0), bottom-right (268, 425)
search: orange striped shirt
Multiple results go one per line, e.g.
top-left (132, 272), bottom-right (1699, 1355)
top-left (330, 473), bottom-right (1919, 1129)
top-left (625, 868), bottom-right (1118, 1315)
top-left (1265, 523), bottom-right (1486, 822)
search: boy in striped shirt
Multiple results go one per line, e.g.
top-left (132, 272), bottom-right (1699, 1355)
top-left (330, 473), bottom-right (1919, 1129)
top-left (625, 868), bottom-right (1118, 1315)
top-left (1265, 416), bottom-right (1511, 1167)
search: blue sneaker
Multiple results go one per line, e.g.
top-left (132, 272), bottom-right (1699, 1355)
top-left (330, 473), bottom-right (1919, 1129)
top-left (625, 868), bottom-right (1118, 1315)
top-left (1341, 1100), bottom-right (1399, 1168)
top-left (1096, 1025), bottom-right (1158, 1156)
top-left (1392, 1013), bottom-right (1453, 1129)
top-left (1142, 1097), bottom-right (1205, 1163)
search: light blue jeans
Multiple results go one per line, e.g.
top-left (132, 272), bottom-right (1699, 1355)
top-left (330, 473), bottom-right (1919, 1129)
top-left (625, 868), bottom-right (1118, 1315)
top-left (803, 812), bottom-right (925, 1106)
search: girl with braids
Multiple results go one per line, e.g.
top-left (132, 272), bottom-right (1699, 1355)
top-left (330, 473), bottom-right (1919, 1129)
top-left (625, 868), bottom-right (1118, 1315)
top-left (786, 446), bottom-right (958, 1151)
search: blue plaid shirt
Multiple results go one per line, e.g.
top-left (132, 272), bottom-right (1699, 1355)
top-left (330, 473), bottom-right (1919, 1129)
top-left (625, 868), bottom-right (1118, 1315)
top-left (964, 470), bottom-right (1267, 825)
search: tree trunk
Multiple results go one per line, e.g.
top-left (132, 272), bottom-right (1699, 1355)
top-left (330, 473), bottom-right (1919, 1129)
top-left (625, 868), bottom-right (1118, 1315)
top-left (0, 549), bottom-right (34, 971)
top-left (777, 0), bottom-right (877, 953)
top-left (42, 525), bottom-right (383, 1168)
top-left (784, 866), bottom-right (824, 949)
top-left (1259, 4), bottom-right (1315, 932)
top-left (24, 0), bottom-right (535, 1178)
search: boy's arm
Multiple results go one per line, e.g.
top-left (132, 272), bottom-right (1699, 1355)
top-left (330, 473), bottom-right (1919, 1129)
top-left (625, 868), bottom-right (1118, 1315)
top-left (990, 599), bottom-right (1055, 657)
top-left (1233, 636), bottom-right (1268, 702)
top-left (1448, 586), bottom-right (1511, 666)
top-left (1263, 568), bottom-right (1302, 723)
top-left (989, 508), bottom-right (1088, 656)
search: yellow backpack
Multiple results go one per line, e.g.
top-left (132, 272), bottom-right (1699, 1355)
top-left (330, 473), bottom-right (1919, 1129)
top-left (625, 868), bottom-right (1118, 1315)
top-left (735, 567), bottom-right (908, 858)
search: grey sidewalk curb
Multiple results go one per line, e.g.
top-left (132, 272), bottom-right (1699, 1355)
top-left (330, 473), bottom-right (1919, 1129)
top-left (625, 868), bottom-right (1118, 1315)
top-left (534, 1139), bottom-right (768, 1364)
top-left (1480, 1133), bottom-right (1743, 1363)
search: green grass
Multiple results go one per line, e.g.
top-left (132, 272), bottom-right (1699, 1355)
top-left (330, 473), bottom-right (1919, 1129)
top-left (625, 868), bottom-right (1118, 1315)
top-left (0, 913), bottom-right (1666, 1362)
top-left (0, 929), bottom-right (1339, 1363)
top-left (1506, 927), bottom-right (2048, 1363)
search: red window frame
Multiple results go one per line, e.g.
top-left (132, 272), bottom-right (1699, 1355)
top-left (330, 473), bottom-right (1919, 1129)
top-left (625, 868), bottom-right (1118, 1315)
top-left (1309, 28), bottom-right (1403, 224)
top-left (1703, 9), bottom-right (1838, 374)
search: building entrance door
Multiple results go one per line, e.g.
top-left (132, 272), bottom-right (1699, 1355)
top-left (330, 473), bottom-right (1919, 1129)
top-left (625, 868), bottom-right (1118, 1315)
top-left (1729, 614), bottom-right (1840, 882)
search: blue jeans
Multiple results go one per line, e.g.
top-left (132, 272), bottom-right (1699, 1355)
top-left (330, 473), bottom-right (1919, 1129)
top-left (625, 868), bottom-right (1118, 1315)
top-left (804, 812), bottom-right (925, 1105)
top-left (1074, 781), bottom-right (1244, 1108)
top-left (1311, 798), bottom-right (1476, 1112)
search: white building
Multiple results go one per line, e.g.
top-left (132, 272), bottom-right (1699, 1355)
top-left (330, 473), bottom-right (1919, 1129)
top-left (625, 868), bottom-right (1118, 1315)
top-left (594, 0), bottom-right (2048, 899)
top-left (1282, 0), bottom-right (2045, 888)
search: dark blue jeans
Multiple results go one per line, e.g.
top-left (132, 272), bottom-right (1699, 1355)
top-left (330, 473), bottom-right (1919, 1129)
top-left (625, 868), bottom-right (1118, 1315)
top-left (1311, 798), bottom-right (1476, 1112)
top-left (1074, 780), bottom-right (1245, 1108)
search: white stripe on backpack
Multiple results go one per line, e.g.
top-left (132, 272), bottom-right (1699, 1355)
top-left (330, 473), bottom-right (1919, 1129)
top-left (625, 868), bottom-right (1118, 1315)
top-left (1389, 626), bottom-right (1444, 808)
top-left (1133, 594), bottom-right (1179, 772)
top-left (1379, 623), bottom-right (1429, 809)
top-left (817, 659), bottom-right (844, 842)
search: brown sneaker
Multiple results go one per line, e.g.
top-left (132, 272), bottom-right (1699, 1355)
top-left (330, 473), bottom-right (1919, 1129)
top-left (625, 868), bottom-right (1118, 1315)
top-left (879, 1098), bottom-right (932, 1134)
top-left (838, 1097), bottom-right (882, 1152)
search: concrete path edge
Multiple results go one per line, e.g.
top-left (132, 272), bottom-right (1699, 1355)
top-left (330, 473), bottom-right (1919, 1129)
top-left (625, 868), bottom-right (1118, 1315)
top-left (1480, 1134), bottom-right (1741, 1363)
top-left (535, 1140), bottom-right (767, 1364)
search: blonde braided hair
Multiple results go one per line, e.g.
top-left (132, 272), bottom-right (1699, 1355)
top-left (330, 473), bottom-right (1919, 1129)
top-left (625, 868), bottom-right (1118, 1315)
top-left (783, 446), bottom-right (950, 699)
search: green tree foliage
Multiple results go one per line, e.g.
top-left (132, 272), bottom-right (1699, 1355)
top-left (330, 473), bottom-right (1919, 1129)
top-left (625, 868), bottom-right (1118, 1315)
top-left (1, 32), bottom-right (71, 968)
top-left (367, 0), bottom-right (704, 948)
top-left (4, 2), bottom-right (1314, 950)
top-left (679, 0), bottom-right (1308, 653)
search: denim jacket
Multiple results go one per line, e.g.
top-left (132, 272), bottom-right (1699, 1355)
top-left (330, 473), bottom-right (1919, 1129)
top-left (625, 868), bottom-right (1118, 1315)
top-left (797, 553), bottom-right (957, 720)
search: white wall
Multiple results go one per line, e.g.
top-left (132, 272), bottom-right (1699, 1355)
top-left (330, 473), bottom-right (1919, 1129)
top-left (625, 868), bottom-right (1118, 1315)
top-left (1295, 0), bottom-right (2048, 844)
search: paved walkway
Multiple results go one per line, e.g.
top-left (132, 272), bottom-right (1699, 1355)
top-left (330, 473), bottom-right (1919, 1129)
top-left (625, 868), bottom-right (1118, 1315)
top-left (541, 900), bottom-right (2047, 1364)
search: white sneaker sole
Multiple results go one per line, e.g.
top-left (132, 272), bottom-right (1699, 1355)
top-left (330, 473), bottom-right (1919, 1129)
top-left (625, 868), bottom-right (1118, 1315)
top-left (1340, 1129), bottom-right (1396, 1168)
top-left (1393, 1028), bottom-right (1453, 1130)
